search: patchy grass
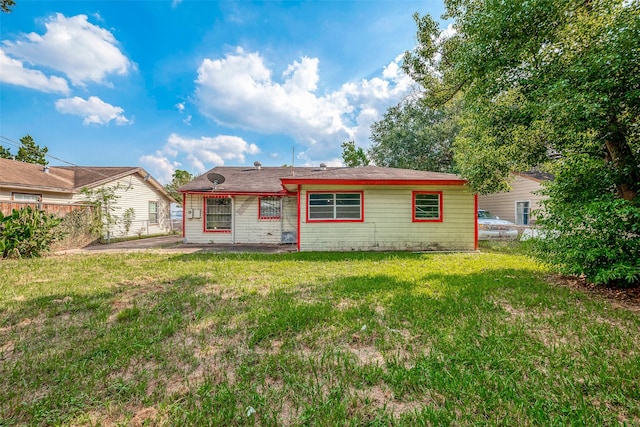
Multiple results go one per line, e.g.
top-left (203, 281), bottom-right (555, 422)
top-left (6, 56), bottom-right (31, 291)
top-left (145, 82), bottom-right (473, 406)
top-left (1, 251), bottom-right (639, 426)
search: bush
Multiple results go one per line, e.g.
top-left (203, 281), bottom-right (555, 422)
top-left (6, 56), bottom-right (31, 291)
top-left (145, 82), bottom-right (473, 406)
top-left (0, 207), bottom-right (65, 258)
top-left (531, 156), bottom-right (640, 287)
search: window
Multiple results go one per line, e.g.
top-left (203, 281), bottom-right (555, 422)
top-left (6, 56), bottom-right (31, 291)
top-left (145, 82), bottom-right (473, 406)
top-left (259, 197), bottom-right (281, 220)
top-left (12, 193), bottom-right (40, 202)
top-left (205, 197), bottom-right (232, 231)
top-left (149, 201), bottom-right (158, 224)
top-left (516, 201), bottom-right (530, 225)
top-left (308, 192), bottom-right (363, 221)
top-left (413, 191), bottom-right (442, 222)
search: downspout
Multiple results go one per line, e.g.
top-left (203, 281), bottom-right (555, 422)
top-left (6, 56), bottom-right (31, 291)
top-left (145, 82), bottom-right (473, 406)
top-left (296, 185), bottom-right (301, 252)
top-left (474, 193), bottom-right (479, 251)
top-left (232, 195), bottom-right (236, 244)
top-left (181, 192), bottom-right (186, 242)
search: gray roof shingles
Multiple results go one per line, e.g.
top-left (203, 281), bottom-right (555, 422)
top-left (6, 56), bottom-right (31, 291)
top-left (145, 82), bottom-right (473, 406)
top-left (180, 165), bottom-right (464, 194)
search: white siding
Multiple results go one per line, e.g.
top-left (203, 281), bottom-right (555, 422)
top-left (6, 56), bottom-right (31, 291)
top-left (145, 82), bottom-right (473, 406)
top-left (478, 176), bottom-right (546, 224)
top-left (183, 194), bottom-right (297, 244)
top-left (299, 185), bottom-right (475, 252)
top-left (75, 175), bottom-right (172, 238)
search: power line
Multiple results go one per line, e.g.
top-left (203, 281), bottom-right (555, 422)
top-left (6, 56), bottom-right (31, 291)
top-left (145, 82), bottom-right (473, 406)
top-left (0, 135), bottom-right (144, 182)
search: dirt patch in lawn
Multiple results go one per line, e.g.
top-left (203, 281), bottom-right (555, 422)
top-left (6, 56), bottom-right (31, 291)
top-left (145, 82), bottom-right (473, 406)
top-left (548, 274), bottom-right (640, 313)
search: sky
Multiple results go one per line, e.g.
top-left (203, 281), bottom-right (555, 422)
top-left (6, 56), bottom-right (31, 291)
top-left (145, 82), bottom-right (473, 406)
top-left (0, 0), bottom-right (448, 184)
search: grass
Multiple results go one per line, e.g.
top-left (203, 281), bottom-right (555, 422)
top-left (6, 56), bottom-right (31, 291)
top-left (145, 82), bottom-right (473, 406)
top-left (0, 250), bottom-right (639, 426)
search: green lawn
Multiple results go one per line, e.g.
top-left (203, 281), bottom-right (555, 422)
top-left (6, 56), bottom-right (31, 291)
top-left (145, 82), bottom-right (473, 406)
top-left (1, 250), bottom-right (639, 426)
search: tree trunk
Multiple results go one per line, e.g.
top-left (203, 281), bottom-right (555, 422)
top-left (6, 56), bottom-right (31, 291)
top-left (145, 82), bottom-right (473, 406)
top-left (604, 137), bottom-right (639, 201)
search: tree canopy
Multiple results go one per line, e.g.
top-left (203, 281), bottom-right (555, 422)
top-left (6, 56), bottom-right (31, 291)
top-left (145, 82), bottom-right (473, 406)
top-left (16, 135), bottom-right (48, 165)
top-left (1, 135), bottom-right (48, 165)
top-left (1, 0), bottom-right (15, 13)
top-left (368, 96), bottom-right (458, 173)
top-left (403, 0), bottom-right (639, 285)
top-left (341, 141), bottom-right (369, 167)
top-left (165, 170), bottom-right (194, 203)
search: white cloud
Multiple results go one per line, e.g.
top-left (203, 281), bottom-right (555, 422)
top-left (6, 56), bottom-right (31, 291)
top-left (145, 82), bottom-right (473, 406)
top-left (139, 154), bottom-right (181, 185)
top-left (0, 49), bottom-right (70, 94)
top-left (55, 96), bottom-right (131, 125)
top-left (140, 133), bottom-right (261, 181)
top-left (194, 48), bottom-right (415, 165)
top-left (3, 13), bottom-right (132, 87)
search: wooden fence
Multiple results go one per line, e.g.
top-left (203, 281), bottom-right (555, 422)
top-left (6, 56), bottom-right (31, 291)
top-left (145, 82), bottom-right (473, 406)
top-left (0, 201), bottom-right (90, 217)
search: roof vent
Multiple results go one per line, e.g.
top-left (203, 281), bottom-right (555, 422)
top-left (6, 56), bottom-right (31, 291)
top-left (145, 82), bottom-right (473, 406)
top-left (319, 163), bottom-right (327, 170)
top-left (43, 166), bottom-right (50, 174)
top-left (254, 161), bottom-right (262, 170)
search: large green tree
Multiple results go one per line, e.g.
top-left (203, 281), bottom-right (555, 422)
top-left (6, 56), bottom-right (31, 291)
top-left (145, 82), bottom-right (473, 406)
top-left (165, 169), bottom-right (194, 203)
top-left (15, 135), bottom-right (48, 165)
top-left (368, 96), bottom-right (458, 173)
top-left (341, 141), bottom-right (369, 167)
top-left (404, 0), bottom-right (639, 285)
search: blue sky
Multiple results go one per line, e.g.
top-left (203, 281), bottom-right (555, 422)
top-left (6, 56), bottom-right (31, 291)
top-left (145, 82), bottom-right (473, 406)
top-left (1, 0), bottom-right (447, 183)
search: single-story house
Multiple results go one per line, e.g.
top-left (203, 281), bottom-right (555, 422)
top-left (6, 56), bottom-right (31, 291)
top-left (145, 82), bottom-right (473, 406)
top-left (179, 164), bottom-right (478, 252)
top-left (478, 171), bottom-right (551, 226)
top-left (0, 158), bottom-right (175, 238)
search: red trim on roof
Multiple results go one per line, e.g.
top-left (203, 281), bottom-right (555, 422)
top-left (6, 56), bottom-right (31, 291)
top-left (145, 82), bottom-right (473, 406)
top-left (280, 178), bottom-right (466, 186)
top-left (181, 190), bottom-right (293, 196)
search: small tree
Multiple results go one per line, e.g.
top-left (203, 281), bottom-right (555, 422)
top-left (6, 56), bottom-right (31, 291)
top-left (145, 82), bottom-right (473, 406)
top-left (16, 135), bottom-right (48, 165)
top-left (81, 185), bottom-right (121, 243)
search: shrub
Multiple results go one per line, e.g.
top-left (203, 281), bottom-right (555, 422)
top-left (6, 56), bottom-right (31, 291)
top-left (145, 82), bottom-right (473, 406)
top-left (0, 207), bottom-right (65, 258)
top-left (531, 155), bottom-right (640, 287)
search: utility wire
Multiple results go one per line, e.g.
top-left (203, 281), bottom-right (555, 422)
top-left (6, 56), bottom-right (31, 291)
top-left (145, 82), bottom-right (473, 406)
top-left (0, 135), bottom-right (142, 182)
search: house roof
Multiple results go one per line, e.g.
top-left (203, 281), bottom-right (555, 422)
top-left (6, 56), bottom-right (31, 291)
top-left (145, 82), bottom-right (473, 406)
top-left (0, 158), bottom-right (175, 201)
top-left (515, 170), bottom-right (554, 182)
top-left (180, 165), bottom-right (466, 195)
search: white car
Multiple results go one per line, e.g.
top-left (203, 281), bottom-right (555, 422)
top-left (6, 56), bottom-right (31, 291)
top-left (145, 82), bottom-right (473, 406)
top-left (478, 210), bottom-right (518, 240)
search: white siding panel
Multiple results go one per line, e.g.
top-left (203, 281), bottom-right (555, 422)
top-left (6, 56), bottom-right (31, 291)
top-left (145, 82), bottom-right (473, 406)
top-left (299, 185), bottom-right (475, 252)
top-left (184, 195), bottom-right (298, 244)
top-left (74, 175), bottom-right (173, 238)
top-left (478, 176), bottom-right (546, 224)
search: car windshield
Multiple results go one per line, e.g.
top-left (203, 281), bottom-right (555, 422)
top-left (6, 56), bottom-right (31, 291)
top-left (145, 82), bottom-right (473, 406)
top-left (478, 210), bottom-right (498, 219)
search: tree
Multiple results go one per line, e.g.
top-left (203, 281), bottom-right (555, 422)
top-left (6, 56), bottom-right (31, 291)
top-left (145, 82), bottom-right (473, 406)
top-left (165, 169), bottom-right (194, 203)
top-left (403, 0), bottom-right (640, 285)
top-left (15, 135), bottom-right (48, 165)
top-left (1, 0), bottom-right (15, 13)
top-left (368, 96), bottom-right (458, 173)
top-left (0, 145), bottom-right (13, 159)
top-left (341, 141), bottom-right (369, 167)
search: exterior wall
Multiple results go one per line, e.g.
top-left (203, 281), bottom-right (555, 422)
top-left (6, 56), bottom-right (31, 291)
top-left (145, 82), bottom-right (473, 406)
top-left (0, 188), bottom-right (75, 203)
top-left (477, 176), bottom-right (545, 224)
top-left (0, 189), bottom-right (81, 216)
top-left (183, 194), bottom-right (297, 244)
top-left (184, 194), bottom-right (233, 244)
top-left (298, 185), bottom-right (476, 252)
top-left (73, 175), bottom-right (172, 238)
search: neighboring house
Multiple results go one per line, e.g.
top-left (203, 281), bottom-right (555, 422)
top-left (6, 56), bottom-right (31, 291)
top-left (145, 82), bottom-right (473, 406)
top-left (180, 164), bottom-right (478, 252)
top-left (0, 158), bottom-right (175, 238)
top-left (477, 171), bottom-right (551, 225)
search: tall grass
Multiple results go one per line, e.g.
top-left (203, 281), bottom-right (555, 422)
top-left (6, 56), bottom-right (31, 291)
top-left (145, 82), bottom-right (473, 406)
top-left (1, 251), bottom-right (638, 426)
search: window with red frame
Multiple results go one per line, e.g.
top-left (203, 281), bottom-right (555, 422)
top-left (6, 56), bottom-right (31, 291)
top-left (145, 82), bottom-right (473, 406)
top-left (259, 197), bottom-right (281, 220)
top-left (413, 192), bottom-right (442, 222)
top-left (205, 197), bottom-right (232, 231)
top-left (308, 192), bottom-right (362, 221)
